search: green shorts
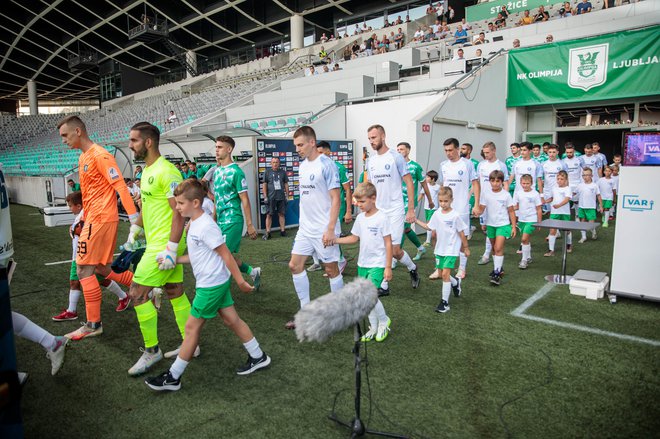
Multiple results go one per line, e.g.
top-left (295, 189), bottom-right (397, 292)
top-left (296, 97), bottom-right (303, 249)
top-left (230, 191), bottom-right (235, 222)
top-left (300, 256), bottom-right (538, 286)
top-left (434, 255), bottom-right (457, 270)
top-left (221, 222), bottom-right (243, 254)
top-left (69, 260), bottom-right (107, 283)
top-left (191, 280), bottom-right (234, 319)
top-left (578, 208), bottom-right (597, 221)
top-left (132, 242), bottom-right (187, 287)
top-left (486, 224), bottom-right (512, 239)
top-left (518, 221), bottom-right (536, 235)
top-left (425, 209), bottom-right (436, 222)
top-left (357, 266), bottom-right (384, 289)
top-left (602, 200), bottom-right (613, 209)
top-left (550, 214), bottom-right (571, 221)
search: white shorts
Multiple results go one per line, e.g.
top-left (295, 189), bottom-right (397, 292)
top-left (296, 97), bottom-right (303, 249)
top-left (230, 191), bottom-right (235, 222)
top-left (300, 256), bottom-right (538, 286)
top-left (292, 233), bottom-right (340, 263)
top-left (386, 211), bottom-right (405, 246)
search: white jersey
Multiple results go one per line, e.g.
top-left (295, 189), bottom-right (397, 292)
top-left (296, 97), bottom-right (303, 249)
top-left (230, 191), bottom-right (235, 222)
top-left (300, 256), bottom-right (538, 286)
top-left (542, 159), bottom-right (568, 196)
top-left (477, 159), bottom-right (509, 195)
top-left (597, 178), bottom-right (616, 201)
top-left (0, 166), bottom-right (13, 267)
top-left (299, 154), bottom-right (341, 238)
top-left (611, 175), bottom-right (619, 192)
top-left (438, 157), bottom-right (477, 214)
top-left (424, 183), bottom-right (441, 210)
top-left (351, 210), bottom-right (391, 268)
top-left (513, 189), bottom-right (542, 223)
top-left (596, 152), bottom-right (607, 170)
top-left (550, 186), bottom-right (572, 215)
top-left (70, 210), bottom-right (84, 260)
top-left (186, 213), bottom-right (230, 288)
top-left (562, 156), bottom-right (583, 190)
top-left (480, 190), bottom-right (514, 227)
top-left (575, 182), bottom-right (600, 209)
top-left (202, 197), bottom-right (215, 217)
top-left (427, 209), bottom-right (467, 257)
top-left (580, 155), bottom-right (602, 182)
top-left (511, 158), bottom-right (543, 192)
top-left (367, 149), bottom-right (409, 215)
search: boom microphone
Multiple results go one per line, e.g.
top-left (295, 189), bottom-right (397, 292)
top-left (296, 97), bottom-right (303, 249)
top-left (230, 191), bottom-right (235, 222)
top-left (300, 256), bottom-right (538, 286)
top-left (294, 278), bottom-right (378, 343)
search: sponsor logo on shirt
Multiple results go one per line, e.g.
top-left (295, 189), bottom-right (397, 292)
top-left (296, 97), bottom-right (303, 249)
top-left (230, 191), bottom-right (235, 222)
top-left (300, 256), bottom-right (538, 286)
top-left (108, 167), bottom-right (119, 180)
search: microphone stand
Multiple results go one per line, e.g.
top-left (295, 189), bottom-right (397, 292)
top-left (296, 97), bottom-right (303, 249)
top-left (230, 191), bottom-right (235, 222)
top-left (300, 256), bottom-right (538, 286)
top-left (328, 322), bottom-right (408, 439)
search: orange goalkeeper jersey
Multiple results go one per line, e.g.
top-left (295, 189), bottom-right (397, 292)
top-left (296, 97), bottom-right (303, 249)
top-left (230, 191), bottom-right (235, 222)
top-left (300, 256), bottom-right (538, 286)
top-left (79, 143), bottom-right (135, 223)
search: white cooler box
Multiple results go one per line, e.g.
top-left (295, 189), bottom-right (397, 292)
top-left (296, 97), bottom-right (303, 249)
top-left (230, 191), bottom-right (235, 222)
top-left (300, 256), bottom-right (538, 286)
top-left (42, 206), bottom-right (75, 227)
top-left (569, 270), bottom-right (609, 300)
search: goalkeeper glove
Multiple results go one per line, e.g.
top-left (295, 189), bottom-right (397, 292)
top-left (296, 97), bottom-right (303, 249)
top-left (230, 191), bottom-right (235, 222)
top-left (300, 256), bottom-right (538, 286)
top-left (156, 241), bottom-right (179, 270)
top-left (124, 224), bottom-right (144, 251)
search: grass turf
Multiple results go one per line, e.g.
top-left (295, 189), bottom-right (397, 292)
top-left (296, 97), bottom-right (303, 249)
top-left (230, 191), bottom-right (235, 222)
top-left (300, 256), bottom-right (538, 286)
top-left (8, 203), bottom-right (660, 438)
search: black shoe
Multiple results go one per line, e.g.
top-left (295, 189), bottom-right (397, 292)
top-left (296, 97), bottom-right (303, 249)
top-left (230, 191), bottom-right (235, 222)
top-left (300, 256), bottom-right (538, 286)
top-left (236, 353), bottom-right (271, 376)
top-left (452, 278), bottom-right (462, 297)
top-left (435, 300), bottom-right (450, 313)
top-left (490, 270), bottom-right (502, 286)
top-left (409, 268), bottom-right (420, 289)
top-left (280, 230), bottom-right (287, 237)
top-left (145, 371), bottom-right (181, 391)
top-left (262, 232), bottom-right (270, 241)
top-left (377, 287), bottom-right (390, 297)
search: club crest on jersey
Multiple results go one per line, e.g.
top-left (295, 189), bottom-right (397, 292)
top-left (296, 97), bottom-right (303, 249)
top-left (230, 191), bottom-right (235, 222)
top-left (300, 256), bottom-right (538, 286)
top-left (310, 174), bottom-right (315, 181)
top-left (458, 170), bottom-right (463, 175)
top-left (385, 164), bottom-right (391, 170)
top-left (108, 167), bottom-right (119, 180)
top-left (148, 176), bottom-right (155, 184)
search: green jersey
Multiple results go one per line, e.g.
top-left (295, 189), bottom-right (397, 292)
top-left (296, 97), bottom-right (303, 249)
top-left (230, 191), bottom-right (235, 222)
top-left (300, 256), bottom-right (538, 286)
top-left (214, 162), bottom-right (247, 226)
top-left (140, 156), bottom-right (182, 248)
top-left (505, 155), bottom-right (520, 189)
top-left (533, 154), bottom-right (548, 163)
top-left (561, 151), bottom-right (582, 159)
top-left (336, 160), bottom-right (349, 216)
top-left (470, 158), bottom-right (479, 171)
top-left (403, 159), bottom-right (424, 208)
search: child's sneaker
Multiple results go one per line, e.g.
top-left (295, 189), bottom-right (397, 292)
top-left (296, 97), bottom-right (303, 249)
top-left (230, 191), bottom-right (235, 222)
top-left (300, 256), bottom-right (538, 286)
top-left (490, 270), bottom-right (502, 286)
top-left (428, 270), bottom-right (441, 280)
top-left (451, 278), bottom-right (462, 297)
top-left (566, 245), bottom-right (572, 253)
top-left (375, 318), bottom-right (391, 342)
top-left (423, 242), bottom-right (431, 248)
top-left (360, 327), bottom-right (377, 342)
top-left (412, 247), bottom-right (427, 261)
top-left (306, 263), bottom-right (322, 272)
top-left (409, 268), bottom-right (420, 289)
top-left (477, 255), bottom-right (490, 265)
top-left (435, 300), bottom-right (450, 313)
top-left (46, 336), bottom-right (68, 376)
top-left (52, 309), bottom-right (77, 322)
top-left (455, 268), bottom-right (466, 279)
top-left (602, 221), bottom-right (609, 228)
top-left (544, 250), bottom-right (555, 257)
top-left (578, 237), bottom-right (587, 244)
top-left (518, 260), bottom-right (528, 269)
top-left (145, 371), bottom-right (181, 392)
top-left (236, 353), bottom-right (271, 375)
top-left (377, 287), bottom-right (390, 297)
top-left (65, 322), bottom-right (103, 340)
top-left (116, 297), bottom-right (131, 312)
top-left (591, 231), bottom-right (597, 240)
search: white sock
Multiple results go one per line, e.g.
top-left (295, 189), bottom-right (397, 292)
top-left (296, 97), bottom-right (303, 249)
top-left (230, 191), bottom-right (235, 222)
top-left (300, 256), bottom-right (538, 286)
top-left (292, 271), bottom-right (310, 307)
top-left (442, 281), bottom-right (451, 302)
top-left (522, 244), bottom-right (531, 261)
top-left (493, 255), bottom-right (504, 271)
top-left (243, 337), bottom-right (264, 359)
top-left (449, 276), bottom-right (458, 286)
top-left (373, 299), bottom-right (388, 323)
top-left (483, 237), bottom-right (492, 258)
top-left (548, 234), bottom-right (556, 251)
top-left (398, 251), bottom-right (416, 271)
top-left (602, 210), bottom-right (609, 222)
top-left (368, 309), bottom-right (378, 330)
top-left (380, 280), bottom-right (389, 290)
top-left (329, 274), bottom-right (344, 292)
top-left (68, 289), bottom-right (81, 313)
top-left (581, 230), bottom-right (587, 240)
top-left (312, 254), bottom-right (320, 265)
top-left (12, 311), bottom-right (57, 351)
top-left (425, 230), bottom-right (432, 243)
top-left (170, 356), bottom-right (189, 379)
top-left (459, 252), bottom-right (467, 270)
top-left (566, 232), bottom-right (572, 245)
top-left (105, 281), bottom-right (127, 299)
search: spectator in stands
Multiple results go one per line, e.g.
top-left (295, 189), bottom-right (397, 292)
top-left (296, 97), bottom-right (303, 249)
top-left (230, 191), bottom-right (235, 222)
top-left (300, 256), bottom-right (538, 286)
top-left (329, 34), bottom-right (335, 41)
top-left (383, 20), bottom-right (391, 28)
top-left (432, 18), bottom-right (442, 35)
top-left (67, 179), bottom-right (80, 192)
top-left (426, 4), bottom-right (436, 15)
top-left (351, 41), bottom-right (361, 58)
top-left (413, 26), bottom-right (424, 42)
top-left (365, 34), bottom-right (376, 56)
top-left (461, 18), bottom-right (472, 31)
top-left (452, 48), bottom-right (465, 61)
top-left (475, 49), bottom-right (483, 58)
top-left (343, 45), bottom-right (352, 61)
top-left (576, 0), bottom-right (593, 14)
top-left (423, 26), bottom-right (434, 42)
top-left (322, 65), bottom-right (330, 73)
top-left (405, 15), bottom-right (411, 23)
top-left (453, 25), bottom-right (468, 45)
top-left (377, 34), bottom-right (390, 54)
top-left (319, 46), bottom-right (328, 62)
top-left (546, 34), bottom-right (555, 43)
top-left (394, 28), bottom-right (405, 49)
top-left (534, 6), bottom-right (550, 22)
top-left (353, 24), bottom-right (360, 35)
top-left (165, 110), bottom-right (177, 125)
top-left (473, 32), bottom-right (488, 45)
top-left (512, 39), bottom-right (521, 49)
top-left (134, 165), bottom-right (143, 180)
top-left (320, 33), bottom-right (328, 43)
top-left (445, 5), bottom-right (456, 23)
top-left (604, 0), bottom-right (617, 9)
top-left (436, 25), bottom-right (451, 40)
top-left (518, 10), bottom-right (534, 25)
top-left (500, 5), bottom-right (510, 19)
top-left (487, 22), bottom-right (496, 32)
top-left (306, 65), bottom-right (318, 76)
top-left (559, 2), bottom-right (574, 17)
top-left (395, 16), bottom-right (403, 25)
top-left (332, 63), bottom-right (341, 71)
top-left (126, 178), bottom-right (141, 198)
top-left (495, 13), bottom-right (506, 28)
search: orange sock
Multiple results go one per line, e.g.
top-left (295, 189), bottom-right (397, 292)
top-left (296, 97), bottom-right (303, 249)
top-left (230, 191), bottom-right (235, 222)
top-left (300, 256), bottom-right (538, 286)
top-left (80, 275), bottom-right (102, 323)
top-left (106, 270), bottom-right (133, 287)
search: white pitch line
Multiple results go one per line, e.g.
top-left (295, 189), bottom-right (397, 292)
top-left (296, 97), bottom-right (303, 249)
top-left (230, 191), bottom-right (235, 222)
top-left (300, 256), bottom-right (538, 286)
top-left (512, 282), bottom-right (660, 348)
top-left (45, 252), bottom-right (120, 266)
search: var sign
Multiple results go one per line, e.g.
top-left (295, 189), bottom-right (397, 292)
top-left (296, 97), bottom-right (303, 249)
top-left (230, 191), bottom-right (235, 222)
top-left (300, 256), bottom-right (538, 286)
top-left (622, 195), bottom-right (654, 212)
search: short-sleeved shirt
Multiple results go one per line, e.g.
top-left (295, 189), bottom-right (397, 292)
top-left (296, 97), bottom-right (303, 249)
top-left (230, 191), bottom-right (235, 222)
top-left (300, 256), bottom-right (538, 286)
top-left (576, 2), bottom-right (592, 14)
top-left (480, 190), bottom-right (514, 227)
top-left (187, 213), bottom-right (230, 288)
top-left (202, 197), bottom-right (214, 217)
top-left (427, 209), bottom-right (466, 257)
top-left (513, 189), bottom-right (542, 223)
top-left (550, 186), bottom-right (573, 215)
top-left (542, 160), bottom-right (568, 193)
top-left (532, 154), bottom-right (548, 163)
top-left (367, 149), bottom-right (409, 215)
top-left (79, 144), bottom-right (128, 224)
top-left (213, 163), bottom-right (248, 226)
top-left (263, 168), bottom-right (288, 201)
top-left (403, 160), bottom-right (424, 208)
top-left (438, 158), bottom-right (477, 214)
top-left (299, 154), bottom-right (341, 238)
top-left (69, 183), bottom-right (81, 192)
top-left (425, 183), bottom-right (441, 210)
top-left (575, 182), bottom-right (600, 209)
top-left (562, 156), bottom-right (583, 189)
top-left (351, 210), bottom-right (391, 268)
top-left (505, 155), bottom-right (520, 189)
top-left (580, 155), bottom-right (602, 182)
top-left (477, 159), bottom-right (509, 195)
top-left (336, 160), bottom-right (350, 206)
top-left (203, 165), bottom-right (217, 185)
top-left (597, 178), bottom-right (616, 201)
top-left (511, 158), bottom-right (543, 192)
top-left (140, 156), bottom-right (183, 249)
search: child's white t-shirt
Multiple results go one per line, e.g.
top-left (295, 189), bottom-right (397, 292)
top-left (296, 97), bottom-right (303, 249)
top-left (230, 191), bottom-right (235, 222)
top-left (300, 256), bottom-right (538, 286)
top-left (550, 186), bottom-right (572, 215)
top-left (513, 189), bottom-right (542, 223)
top-left (597, 178), bottom-right (616, 201)
top-left (424, 183), bottom-right (440, 210)
top-left (186, 213), bottom-right (230, 288)
top-left (427, 209), bottom-right (467, 257)
top-left (575, 182), bottom-right (600, 209)
top-left (350, 210), bottom-right (392, 268)
top-left (480, 190), bottom-right (514, 227)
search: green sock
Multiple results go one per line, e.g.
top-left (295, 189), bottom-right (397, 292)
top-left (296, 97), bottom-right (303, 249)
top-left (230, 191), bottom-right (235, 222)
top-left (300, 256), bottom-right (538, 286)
top-left (170, 294), bottom-right (191, 339)
top-left (406, 229), bottom-right (422, 248)
top-left (134, 301), bottom-right (158, 348)
top-left (240, 262), bottom-right (252, 275)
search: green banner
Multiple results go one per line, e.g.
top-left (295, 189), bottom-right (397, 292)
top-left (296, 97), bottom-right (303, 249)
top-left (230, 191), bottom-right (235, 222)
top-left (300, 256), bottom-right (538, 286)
top-left (507, 26), bottom-right (660, 107)
top-left (466, 0), bottom-right (564, 22)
